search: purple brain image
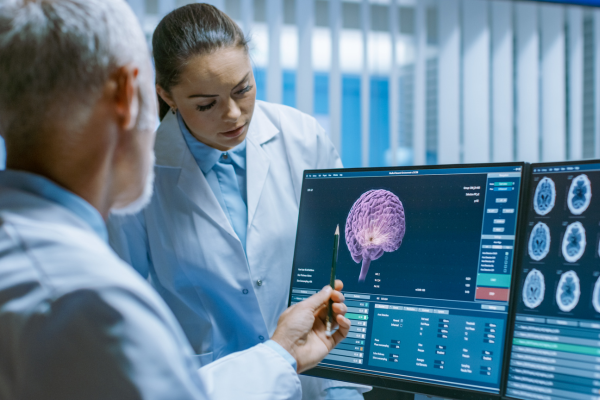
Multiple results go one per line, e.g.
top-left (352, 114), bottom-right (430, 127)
top-left (345, 189), bottom-right (406, 282)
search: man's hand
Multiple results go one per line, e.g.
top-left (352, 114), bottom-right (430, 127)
top-left (271, 280), bottom-right (350, 373)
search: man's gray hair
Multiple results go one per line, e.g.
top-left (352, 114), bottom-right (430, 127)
top-left (0, 0), bottom-right (150, 145)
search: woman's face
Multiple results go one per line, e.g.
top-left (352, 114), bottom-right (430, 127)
top-left (158, 46), bottom-right (256, 151)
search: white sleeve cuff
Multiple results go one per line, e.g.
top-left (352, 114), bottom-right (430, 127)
top-left (264, 339), bottom-right (297, 371)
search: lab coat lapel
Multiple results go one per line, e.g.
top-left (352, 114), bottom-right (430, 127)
top-left (154, 113), bottom-right (238, 240)
top-left (246, 104), bottom-right (279, 227)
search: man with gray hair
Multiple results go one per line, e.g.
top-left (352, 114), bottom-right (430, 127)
top-left (0, 1), bottom-right (351, 399)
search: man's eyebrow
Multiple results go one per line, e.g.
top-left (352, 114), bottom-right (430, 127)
top-left (187, 73), bottom-right (250, 98)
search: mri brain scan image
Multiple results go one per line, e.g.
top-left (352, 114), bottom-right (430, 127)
top-left (593, 276), bottom-right (600, 314)
top-left (345, 189), bottom-right (406, 282)
top-left (533, 177), bottom-right (556, 216)
top-left (562, 222), bottom-right (586, 263)
top-left (556, 270), bottom-right (581, 312)
top-left (522, 269), bottom-right (545, 309)
top-left (528, 222), bottom-right (551, 261)
top-left (567, 174), bottom-right (592, 215)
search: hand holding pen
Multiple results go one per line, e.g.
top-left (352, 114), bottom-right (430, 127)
top-left (272, 280), bottom-right (350, 372)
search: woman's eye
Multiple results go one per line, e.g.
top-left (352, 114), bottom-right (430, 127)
top-left (196, 101), bottom-right (216, 112)
top-left (236, 85), bottom-right (252, 95)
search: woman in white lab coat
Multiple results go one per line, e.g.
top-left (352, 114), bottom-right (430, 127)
top-left (108, 4), bottom-right (367, 399)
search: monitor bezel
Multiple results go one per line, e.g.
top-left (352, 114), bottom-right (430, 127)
top-left (288, 161), bottom-right (529, 400)
top-left (502, 158), bottom-right (600, 399)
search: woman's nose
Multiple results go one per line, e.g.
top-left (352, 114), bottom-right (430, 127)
top-left (224, 98), bottom-right (242, 121)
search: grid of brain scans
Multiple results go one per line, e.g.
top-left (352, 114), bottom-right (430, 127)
top-left (506, 162), bottom-right (600, 400)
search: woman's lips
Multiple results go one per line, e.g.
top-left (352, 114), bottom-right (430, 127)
top-left (219, 123), bottom-right (246, 139)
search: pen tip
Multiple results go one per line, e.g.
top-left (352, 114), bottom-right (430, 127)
top-left (335, 224), bottom-right (339, 235)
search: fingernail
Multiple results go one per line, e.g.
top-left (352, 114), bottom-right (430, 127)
top-left (323, 285), bottom-right (332, 293)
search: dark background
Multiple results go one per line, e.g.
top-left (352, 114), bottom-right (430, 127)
top-left (293, 173), bottom-right (488, 302)
top-left (517, 170), bottom-right (600, 320)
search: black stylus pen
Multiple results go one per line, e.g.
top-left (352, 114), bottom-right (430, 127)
top-left (326, 224), bottom-right (340, 336)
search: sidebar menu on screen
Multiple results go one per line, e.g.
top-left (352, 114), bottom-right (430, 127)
top-left (506, 163), bottom-right (600, 400)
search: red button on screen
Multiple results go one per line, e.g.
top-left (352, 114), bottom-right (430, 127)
top-left (475, 287), bottom-right (509, 302)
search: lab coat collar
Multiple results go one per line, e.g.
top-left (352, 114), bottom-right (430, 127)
top-left (247, 100), bottom-right (280, 146)
top-left (245, 101), bottom-right (279, 227)
top-left (0, 169), bottom-right (108, 241)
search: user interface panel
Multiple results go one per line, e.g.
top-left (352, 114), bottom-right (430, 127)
top-left (289, 164), bottom-right (524, 394)
top-left (506, 162), bottom-right (600, 400)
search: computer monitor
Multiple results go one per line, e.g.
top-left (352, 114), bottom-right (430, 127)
top-left (505, 160), bottom-right (600, 400)
top-left (288, 163), bottom-right (527, 399)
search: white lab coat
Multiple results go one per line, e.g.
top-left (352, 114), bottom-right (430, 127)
top-left (109, 100), bottom-right (368, 398)
top-left (0, 185), bottom-right (301, 400)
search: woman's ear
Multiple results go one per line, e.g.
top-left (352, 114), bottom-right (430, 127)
top-left (156, 85), bottom-right (176, 110)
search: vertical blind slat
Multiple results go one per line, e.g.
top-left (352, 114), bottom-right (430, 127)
top-left (462, 0), bottom-right (490, 163)
top-left (568, 7), bottom-right (583, 161)
top-left (267, 0), bottom-right (283, 104)
top-left (515, 2), bottom-right (540, 162)
top-left (541, 4), bottom-right (566, 162)
top-left (491, 0), bottom-right (514, 162)
top-left (329, 0), bottom-right (342, 154)
top-left (437, 0), bottom-right (461, 164)
top-left (241, 0), bottom-right (254, 36)
top-left (296, 0), bottom-right (314, 115)
top-left (413, 0), bottom-right (427, 165)
top-left (361, 0), bottom-right (370, 167)
top-left (389, 0), bottom-right (400, 166)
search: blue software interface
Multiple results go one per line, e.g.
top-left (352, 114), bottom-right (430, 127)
top-left (506, 162), bottom-right (600, 400)
top-left (290, 164), bottom-right (524, 393)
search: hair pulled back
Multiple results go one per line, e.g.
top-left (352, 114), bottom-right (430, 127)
top-left (152, 3), bottom-right (249, 120)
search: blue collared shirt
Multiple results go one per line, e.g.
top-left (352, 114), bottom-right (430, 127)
top-left (0, 169), bottom-right (107, 241)
top-left (178, 112), bottom-right (248, 250)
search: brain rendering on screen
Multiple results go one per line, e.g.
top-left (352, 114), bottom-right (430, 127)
top-left (567, 174), bottom-right (592, 215)
top-left (522, 269), bottom-right (545, 309)
top-left (556, 270), bottom-right (581, 312)
top-left (528, 222), bottom-right (551, 261)
top-left (345, 189), bottom-right (406, 282)
top-left (561, 222), bottom-right (586, 263)
top-left (533, 177), bottom-right (556, 216)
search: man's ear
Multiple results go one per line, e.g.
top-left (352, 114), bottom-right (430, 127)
top-left (111, 64), bottom-right (140, 130)
top-left (156, 85), bottom-right (176, 110)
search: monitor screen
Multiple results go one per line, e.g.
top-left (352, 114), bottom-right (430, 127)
top-left (289, 163), bottom-right (525, 397)
top-left (506, 161), bottom-right (600, 400)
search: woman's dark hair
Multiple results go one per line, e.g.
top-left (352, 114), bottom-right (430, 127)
top-left (152, 3), bottom-right (249, 120)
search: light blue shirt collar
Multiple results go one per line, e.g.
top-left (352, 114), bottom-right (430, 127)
top-left (177, 111), bottom-right (246, 173)
top-left (0, 169), bottom-right (108, 242)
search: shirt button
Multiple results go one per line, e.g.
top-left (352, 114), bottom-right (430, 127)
top-left (223, 153), bottom-right (228, 159)
top-left (257, 280), bottom-right (263, 286)
top-left (259, 335), bottom-right (265, 341)
top-left (242, 289), bottom-right (248, 294)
